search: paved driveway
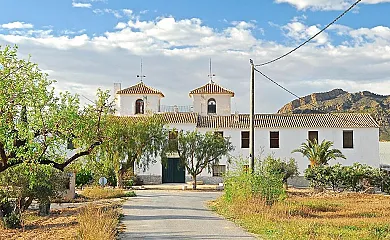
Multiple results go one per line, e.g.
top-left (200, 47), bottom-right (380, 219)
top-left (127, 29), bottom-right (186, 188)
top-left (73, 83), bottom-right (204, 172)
top-left (120, 190), bottom-right (256, 239)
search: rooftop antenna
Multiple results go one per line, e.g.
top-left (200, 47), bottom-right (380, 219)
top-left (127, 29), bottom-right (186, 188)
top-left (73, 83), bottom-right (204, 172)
top-left (208, 58), bottom-right (215, 83)
top-left (137, 59), bottom-right (146, 82)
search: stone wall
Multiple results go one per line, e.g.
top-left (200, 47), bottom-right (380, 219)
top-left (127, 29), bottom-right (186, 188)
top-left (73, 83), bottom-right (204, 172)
top-left (186, 176), bottom-right (223, 185)
top-left (138, 175), bottom-right (162, 185)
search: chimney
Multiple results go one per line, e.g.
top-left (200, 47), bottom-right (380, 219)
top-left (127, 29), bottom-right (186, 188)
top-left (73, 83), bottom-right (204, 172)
top-left (113, 83), bottom-right (121, 95)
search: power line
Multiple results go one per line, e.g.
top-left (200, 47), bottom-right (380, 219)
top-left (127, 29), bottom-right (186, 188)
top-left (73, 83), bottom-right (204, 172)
top-left (255, 0), bottom-right (362, 67)
top-left (253, 67), bottom-right (377, 128)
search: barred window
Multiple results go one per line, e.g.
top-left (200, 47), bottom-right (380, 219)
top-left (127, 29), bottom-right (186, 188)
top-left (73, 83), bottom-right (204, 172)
top-left (270, 131), bottom-right (279, 148)
top-left (241, 131), bottom-right (249, 148)
top-left (343, 130), bottom-right (353, 148)
top-left (212, 165), bottom-right (226, 177)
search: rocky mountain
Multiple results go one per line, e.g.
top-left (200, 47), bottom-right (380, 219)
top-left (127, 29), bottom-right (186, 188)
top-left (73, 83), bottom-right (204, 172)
top-left (277, 89), bottom-right (390, 141)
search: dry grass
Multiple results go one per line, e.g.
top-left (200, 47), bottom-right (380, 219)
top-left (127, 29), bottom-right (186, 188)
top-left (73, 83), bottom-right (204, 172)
top-left (80, 187), bottom-right (136, 200)
top-left (77, 204), bottom-right (119, 240)
top-left (0, 202), bottom-right (123, 240)
top-left (0, 208), bottom-right (79, 240)
top-left (212, 189), bottom-right (390, 240)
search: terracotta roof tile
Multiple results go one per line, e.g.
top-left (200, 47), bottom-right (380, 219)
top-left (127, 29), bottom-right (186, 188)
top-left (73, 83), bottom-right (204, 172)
top-left (117, 82), bottom-right (164, 97)
top-left (189, 82), bottom-right (234, 97)
top-left (112, 113), bottom-right (379, 129)
top-left (197, 113), bottom-right (379, 129)
top-left (113, 112), bottom-right (198, 124)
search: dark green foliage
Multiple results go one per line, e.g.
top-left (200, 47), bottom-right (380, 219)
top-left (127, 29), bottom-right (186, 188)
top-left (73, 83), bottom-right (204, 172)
top-left (123, 179), bottom-right (134, 188)
top-left (0, 163), bottom-right (68, 225)
top-left (261, 156), bottom-right (299, 186)
top-left (175, 130), bottom-right (234, 189)
top-left (0, 190), bottom-right (21, 228)
top-left (3, 211), bottom-right (21, 229)
top-left (76, 168), bottom-right (93, 187)
top-left (124, 191), bottom-right (136, 197)
top-left (304, 163), bottom-right (390, 193)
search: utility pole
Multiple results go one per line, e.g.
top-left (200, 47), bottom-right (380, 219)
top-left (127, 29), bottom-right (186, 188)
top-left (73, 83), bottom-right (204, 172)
top-left (249, 59), bottom-right (255, 173)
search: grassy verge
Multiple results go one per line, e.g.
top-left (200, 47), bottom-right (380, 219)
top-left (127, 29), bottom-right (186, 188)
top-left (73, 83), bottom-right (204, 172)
top-left (78, 204), bottom-right (121, 240)
top-left (212, 189), bottom-right (390, 240)
top-left (80, 187), bottom-right (136, 200)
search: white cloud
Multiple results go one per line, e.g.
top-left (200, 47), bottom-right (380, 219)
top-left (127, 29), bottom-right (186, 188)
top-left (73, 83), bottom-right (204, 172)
top-left (72, 2), bottom-right (92, 8)
top-left (114, 22), bottom-right (127, 29)
top-left (1, 21), bottom-right (33, 29)
top-left (278, 18), bottom-right (329, 45)
top-left (93, 8), bottom-right (122, 18)
top-left (275, 0), bottom-right (390, 11)
top-left (1, 15), bottom-right (390, 113)
top-left (122, 9), bottom-right (133, 16)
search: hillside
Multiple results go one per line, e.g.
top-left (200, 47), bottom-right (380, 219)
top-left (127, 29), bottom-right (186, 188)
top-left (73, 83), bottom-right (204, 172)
top-left (277, 89), bottom-right (390, 141)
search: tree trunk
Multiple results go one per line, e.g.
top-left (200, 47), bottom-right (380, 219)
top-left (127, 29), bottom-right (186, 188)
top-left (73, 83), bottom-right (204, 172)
top-left (117, 169), bottom-right (125, 189)
top-left (192, 174), bottom-right (197, 190)
top-left (38, 198), bottom-right (50, 216)
top-left (22, 197), bottom-right (34, 212)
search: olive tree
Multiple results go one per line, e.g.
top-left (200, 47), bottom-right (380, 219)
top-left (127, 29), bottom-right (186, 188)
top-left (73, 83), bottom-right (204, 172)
top-left (0, 45), bottom-right (113, 172)
top-left (175, 131), bottom-right (234, 189)
top-left (94, 116), bottom-right (169, 188)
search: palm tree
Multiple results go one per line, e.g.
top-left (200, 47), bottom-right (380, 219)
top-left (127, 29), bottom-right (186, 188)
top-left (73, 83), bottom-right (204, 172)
top-left (292, 139), bottom-right (346, 167)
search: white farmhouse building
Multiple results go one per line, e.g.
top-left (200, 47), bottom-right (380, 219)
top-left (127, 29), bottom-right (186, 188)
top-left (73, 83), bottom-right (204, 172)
top-left (114, 80), bottom-right (380, 185)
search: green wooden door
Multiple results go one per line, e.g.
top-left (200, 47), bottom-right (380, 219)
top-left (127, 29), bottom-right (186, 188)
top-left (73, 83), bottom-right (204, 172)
top-left (162, 158), bottom-right (185, 183)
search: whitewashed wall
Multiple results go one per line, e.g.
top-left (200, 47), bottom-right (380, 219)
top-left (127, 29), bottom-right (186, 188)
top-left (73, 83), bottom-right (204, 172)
top-left (191, 94), bottom-right (232, 116)
top-left (197, 127), bottom-right (379, 175)
top-left (136, 125), bottom-right (379, 180)
top-left (116, 94), bottom-right (162, 116)
top-left (379, 142), bottom-right (390, 166)
top-left (134, 123), bottom-right (197, 177)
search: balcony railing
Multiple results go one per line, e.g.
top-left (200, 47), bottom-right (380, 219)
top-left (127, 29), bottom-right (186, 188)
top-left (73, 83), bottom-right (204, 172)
top-left (160, 105), bottom-right (193, 113)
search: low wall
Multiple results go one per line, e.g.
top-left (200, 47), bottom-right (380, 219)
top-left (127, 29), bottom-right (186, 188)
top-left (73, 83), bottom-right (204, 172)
top-left (138, 175), bottom-right (162, 185)
top-left (186, 176), bottom-right (223, 185)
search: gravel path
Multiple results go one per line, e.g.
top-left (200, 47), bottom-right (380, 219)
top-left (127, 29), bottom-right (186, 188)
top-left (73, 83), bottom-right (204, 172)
top-left (120, 190), bottom-right (256, 239)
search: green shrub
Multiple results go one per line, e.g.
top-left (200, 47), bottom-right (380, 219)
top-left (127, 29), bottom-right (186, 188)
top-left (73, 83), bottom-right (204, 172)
top-left (123, 179), bottom-right (134, 188)
top-left (305, 163), bottom-right (388, 192)
top-left (305, 164), bottom-right (346, 191)
top-left (261, 156), bottom-right (299, 188)
top-left (224, 156), bottom-right (287, 206)
top-left (3, 211), bottom-right (21, 229)
top-left (76, 168), bottom-right (93, 187)
top-left (0, 163), bottom-right (68, 220)
top-left (382, 172), bottom-right (390, 194)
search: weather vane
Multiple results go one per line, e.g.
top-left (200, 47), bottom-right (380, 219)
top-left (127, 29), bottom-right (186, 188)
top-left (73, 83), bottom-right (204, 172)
top-left (137, 59), bottom-right (146, 82)
top-left (208, 58), bottom-right (215, 83)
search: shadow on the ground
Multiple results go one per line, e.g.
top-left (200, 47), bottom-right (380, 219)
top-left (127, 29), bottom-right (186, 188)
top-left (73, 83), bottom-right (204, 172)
top-left (120, 231), bottom-right (255, 239)
top-left (123, 204), bottom-right (208, 212)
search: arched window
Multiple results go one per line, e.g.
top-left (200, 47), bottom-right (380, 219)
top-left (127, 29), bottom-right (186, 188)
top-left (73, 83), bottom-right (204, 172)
top-left (135, 99), bottom-right (144, 114)
top-left (207, 98), bottom-right (216, 114)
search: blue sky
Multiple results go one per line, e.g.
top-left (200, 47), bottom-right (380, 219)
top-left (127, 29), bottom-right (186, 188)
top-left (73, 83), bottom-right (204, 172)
top-left (1, 0), bottom-right (390, 112)
top-left (3, 1), bottom-right (390, 42)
